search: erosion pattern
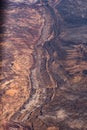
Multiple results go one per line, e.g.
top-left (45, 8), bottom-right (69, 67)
top-left (0, 0), bottom-right (87, 130)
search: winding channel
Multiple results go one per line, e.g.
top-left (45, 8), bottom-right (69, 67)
top-left (10, 2), bottom-right (59, 123)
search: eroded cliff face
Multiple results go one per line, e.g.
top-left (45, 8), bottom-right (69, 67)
top-left (0, 0), bottom-right (87, 130)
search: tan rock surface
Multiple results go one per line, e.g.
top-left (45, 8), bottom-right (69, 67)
top-left (0, 4), bottom-right (44, 129)
top-left (47, 126), bottom-right (59, 130)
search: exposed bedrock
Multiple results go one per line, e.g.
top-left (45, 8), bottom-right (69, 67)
top-left (10, 3), bottom-right (58, 123)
